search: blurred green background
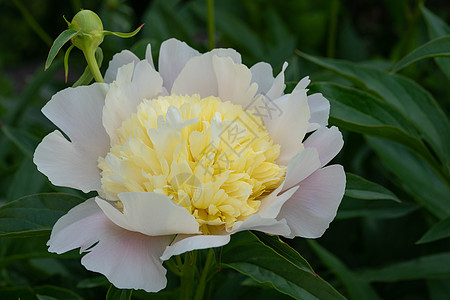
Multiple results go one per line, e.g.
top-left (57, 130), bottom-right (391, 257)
top-left (1, 0), bottom-right (449, 299)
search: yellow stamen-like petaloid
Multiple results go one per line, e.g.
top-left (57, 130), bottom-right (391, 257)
top-left (98, 94), bottom-right (286, 234)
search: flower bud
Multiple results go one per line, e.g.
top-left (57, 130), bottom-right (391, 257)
top-left (68, 10), bottom-right (104, 54)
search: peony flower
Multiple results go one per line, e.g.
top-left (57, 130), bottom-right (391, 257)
top-left (33, 38), bottom-right (345, 292)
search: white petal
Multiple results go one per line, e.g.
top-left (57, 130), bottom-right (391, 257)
top-left (103, 60), bottom-right (163, 142)
top-left (145, 43), bottom-right (155, 69)
top-left (95, 192), bottom-right (200, 236)
top-left (278, 165), bottom-right (346, 238)
top-left (159, 38), bottom-right (200, 92)
top-left (161, 234), bottom-right (230, 260)
top-left (266, 62), bottom-right (287, 100)
top-left (283, 147), bottom-right (321, 191)
top-left (48, 198), bottom-right (171, 292)
top-left (257, 184), bottom-right (299, 219)
top-left (250, 62), bottom-right (274, 95)
top-left (232, 215), bottom-right (291, 236)
top-left (307, 93), bottom-right (330, 132)
top-left (294, 76), bottom-right (311, 92)
top-left (304, 126), bottom-right (343, 167)
top-left (171, 50), bottom-right (241, 97)
top-left (34, 130), bottom-right (102, 192)
top-left (264, 91), bottom-right (310, 165)
top-left (212, 55), bottom-right (257, 107)
top-left (104, 50), bottom-right (140, 84)
top-left (41, 83), bottom-right (109, 155)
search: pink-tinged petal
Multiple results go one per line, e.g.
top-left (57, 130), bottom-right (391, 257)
top-left (48, 198), bottom-right (170, 292)
top-left (278, 165), bottom-right (346, 238)
top-left (304, 126), bottom-right (343, 167)
top-left (159, 39), bottom-right (200, 92)
top-left (264, 91), bottom-right (310, 165)
top-left (283, 147), bottom-right (321, 191)
top-left (212, 56), bottom-right (257, 107)
top-left (294, 76), bottom-right (311, 92)
top-left (161, 234), bottom-right (230, 260)
top-left (232, 215), bottom-right (291, 236)
top-left (250, 62), bottom-right (274, 95)
top-left (41, 83), bottom-right (109, 155)
top-left (257, 184), bottom-right (298, 219)
top-left (103, 61), bottom-right (163, 142)
top-left (145, 43), bottom-right (155, 69)
top-left (104, 50), bottom-right (140, 84)
top-left (171, 49), bottom-right (241, 97)
top-left (34, 131), bottom-right (103, 192)
top-left (307, 93), bottom-right (330, 132)
top-left (95, 192), bottom-right (200, 236)
top-left (266, 62), bottom-right (287, 100)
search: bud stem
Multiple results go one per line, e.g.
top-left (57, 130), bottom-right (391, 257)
top-left (84, 49), bottom-right (104, 83)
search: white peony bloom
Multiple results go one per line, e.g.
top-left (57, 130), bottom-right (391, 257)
top-left (34, 38), bottom-right (345, 292)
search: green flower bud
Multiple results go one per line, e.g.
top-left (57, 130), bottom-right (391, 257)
top-left (68, 10), bottom-right (104, 55)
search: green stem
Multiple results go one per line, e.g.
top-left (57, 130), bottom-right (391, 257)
top-left (194, 249), bottom-right (215, 300)
top-left (83, 48), bottom-right (104, 83)
top-left (12, 0), bottom-right (52, 46)
top-left (179, 252), bottom-right (197, 300)
top-left (327, 0), bottom-right (339, 58)
top-left (206, 0), bottom-right (215, 50)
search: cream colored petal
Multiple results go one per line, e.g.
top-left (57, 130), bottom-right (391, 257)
top-left (232, 215), bottom-right (291, 236)
top-left (304, 126), bottom-right (343, 167)
top-left (48, 198), bottom-right (171, 292)
top-left (95, 192), bottom-right (200, 236)
top-left (104, 50), bottom-right (140, 83)
top-left (307, 93), bottom-right (330, 132)
top-left (34, 131), bottom-right (103, 192)
top-left (278, 165), bottom-right (346, 238)
top-left (283, 147), bottom-right (321, 191)
top-left (250, 62), bottom-right (274, 95)
top-left (264, 90), bottom-right (310, 165)
top-left (212, 55), bottom-right (257, 107)
top-left (266, 62), bottom-right (287, 100)
top-left (159, 38), bottom-right (200, 92)
top-left (160, 234), bottom-right (230, 260)
top-left (103, 60), bottom-right (163, 142)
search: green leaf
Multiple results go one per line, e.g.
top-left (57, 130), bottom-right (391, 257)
top-left (337, 197), bottom-right (418, 220)
top-left (221, 231), bottom-right (345, 300)
top-left (392, 35), bottom-right (450, 72)
top-left (34, 286), bottom-right (83, 300)
top-left (308, 241), bottom-right (381, 300)
top-left (1, 125), bottom-right (40, 158)
top-left (103, 24), bottom-right (144, 38)
top-left (45, 29), bottom-right (78, 70)
top-left (77, 276), bottom-right (109, 288)
top-left (345, 173), bottom-right (400, 202)
top-left (417, 217), bottom-right (450, 244)
top-left (0, 193), bottom-right (83, 238)
top-left (367, 137), bottom-right (450, 220)
top-left (106, 285), bottom-right (133, 300)
top-left (300, 52), bottom-right (450, 172)
top-left (7, 159), bottom-right (47, 203)
top-left (309, 82), bottom-right (441, 175)
top-left (361, 253), bottom-right (450, 282)
top-left (420, 5), bottom-right (450, 81)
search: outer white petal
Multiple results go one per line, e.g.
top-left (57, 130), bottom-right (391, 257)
top-left (250, 62), bottom-right (274, 95)
top-left (256, 183), bottom-right (298, 219)
top-left (103, 60), bottom-right (163, 142)
top-left (307, 93), bottom-right (330, 132)
top-left (212, 55), bottom-right (257, 107)
top-left (294, 76), bottom-right (311, 92)
top-left (171, 49), bottom-right (242, 97)
top-left (266, 62), bottom-right (287, 100)
top-left (264, 90), bottom-right (310, 165)
top-left (34, 83), bottom-right (109, 192)
top-left (304, 126), bottom-right (343, 167)
top-left (95, 192), bottom-right (200, 236)
top-left (278, 165), bottom-right (346, 238)
top-left (232, 215), bottom-right (291, 236)
top-left (48, 198), bottom-right (171, 292)
top-left (104, 50), bottom-right (140, 84)
top-left (159, 38), bottom-right (200, 92)
top-left (283, 147), bottom-right (321, 191)
top-left (145, 43), bottom-right (155, 69)
top-left (161, 234), bottom-right (230, 261)
top-left (34, 131), bottom-right (102, 192)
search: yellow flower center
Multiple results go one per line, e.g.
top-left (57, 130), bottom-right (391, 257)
top-left (98, 94), bottom-right (286, 234)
